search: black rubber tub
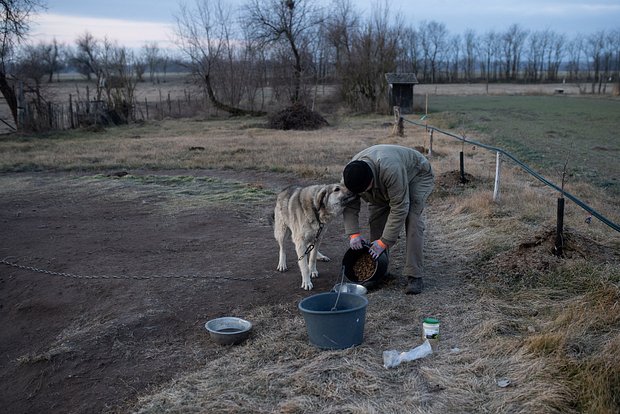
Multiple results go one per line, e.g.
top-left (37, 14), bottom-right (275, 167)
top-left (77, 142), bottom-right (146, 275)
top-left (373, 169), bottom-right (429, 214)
top-left (341, 243), bottom-right (388, 286)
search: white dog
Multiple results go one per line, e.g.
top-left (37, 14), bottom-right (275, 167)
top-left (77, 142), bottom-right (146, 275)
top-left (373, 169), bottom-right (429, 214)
top-left (274, 183), bottom-right (355, 290)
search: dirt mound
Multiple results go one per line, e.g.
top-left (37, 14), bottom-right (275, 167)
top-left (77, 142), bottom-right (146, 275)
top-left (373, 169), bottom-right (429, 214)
top-left (480, 227), bottom-right (619, 281)
top-left (268, 104), bottom-right (328, 130)
top-left (431, 170), bottom-right (479, 198)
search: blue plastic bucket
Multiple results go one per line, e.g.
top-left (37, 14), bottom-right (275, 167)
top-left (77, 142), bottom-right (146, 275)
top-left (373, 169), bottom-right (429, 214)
top-left (298, 292), bottom-right (368, 349)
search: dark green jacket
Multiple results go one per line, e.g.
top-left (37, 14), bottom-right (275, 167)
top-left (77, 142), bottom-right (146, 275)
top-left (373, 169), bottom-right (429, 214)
top-left (343, 145), bottom-right (432, 246)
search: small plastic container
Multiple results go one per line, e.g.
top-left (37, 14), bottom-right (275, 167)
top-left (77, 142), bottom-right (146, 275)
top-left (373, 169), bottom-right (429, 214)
top-left (422, 317), bottom-right (440, 341)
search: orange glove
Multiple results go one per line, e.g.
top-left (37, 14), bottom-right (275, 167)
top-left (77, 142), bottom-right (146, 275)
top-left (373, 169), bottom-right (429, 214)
top-left (369, 239), bottom-right (387, 259)
top-left (349, 233), bottom-right (365, 250)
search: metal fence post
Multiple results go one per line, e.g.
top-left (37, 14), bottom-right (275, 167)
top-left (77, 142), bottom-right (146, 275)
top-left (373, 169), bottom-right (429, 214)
top-left (428, 129), bottom-right (434, 157)
top-left (554, 197), bottom-right (565, 256)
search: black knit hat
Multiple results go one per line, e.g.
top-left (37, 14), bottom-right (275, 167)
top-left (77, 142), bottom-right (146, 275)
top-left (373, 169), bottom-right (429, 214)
top-left (343, 160), bottom-right (373, 193)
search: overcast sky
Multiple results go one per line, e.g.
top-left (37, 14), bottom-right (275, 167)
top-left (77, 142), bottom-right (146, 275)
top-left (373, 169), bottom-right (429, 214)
top-left (30, 0), bottom-right (620, 50)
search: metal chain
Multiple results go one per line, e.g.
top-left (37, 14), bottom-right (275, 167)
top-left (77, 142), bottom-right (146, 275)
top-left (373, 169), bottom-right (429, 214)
top-left (297, 222), bottom-right (324, 261)
top-left (0, 258), bottom-right (277, 282)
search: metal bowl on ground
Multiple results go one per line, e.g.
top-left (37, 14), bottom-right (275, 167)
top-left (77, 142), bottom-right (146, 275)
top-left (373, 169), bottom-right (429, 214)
top-left (205, 317), bottom-right (252, 346)
top-left (332, 282), bottom-right (368, 296)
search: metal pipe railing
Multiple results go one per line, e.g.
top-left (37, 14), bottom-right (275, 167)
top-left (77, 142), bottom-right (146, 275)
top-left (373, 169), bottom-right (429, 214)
top-left (402, 117), bottom-right (620, 233)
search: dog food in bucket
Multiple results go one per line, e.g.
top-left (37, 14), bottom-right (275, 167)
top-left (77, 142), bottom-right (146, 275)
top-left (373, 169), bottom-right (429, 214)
top-left (342, 245), bottom-right (388, 284)
top-left (353, 254), bottom-right (376, 282)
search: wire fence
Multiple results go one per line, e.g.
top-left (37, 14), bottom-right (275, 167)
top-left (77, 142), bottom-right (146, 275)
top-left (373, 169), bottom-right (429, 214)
top-left (400, 115), bottom-right (619, 233)
top-left (15, 92), bottom-right (214, 132)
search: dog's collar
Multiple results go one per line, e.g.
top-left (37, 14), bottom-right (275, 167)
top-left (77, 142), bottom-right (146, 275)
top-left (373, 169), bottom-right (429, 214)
top-left (313, 206), bottom-right (323, 226)
top-left (314, 190), bottom-right (327, 225)
top-left (298, 207), bottom-right (325, 262)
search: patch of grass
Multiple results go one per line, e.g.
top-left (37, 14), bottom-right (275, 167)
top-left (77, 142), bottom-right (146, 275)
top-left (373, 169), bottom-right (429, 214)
top-left (0, 117), bottom-right (391, 179)
top-left (525, 332), bottom-right (564, 356)
top-left (426, 95), bottom-right (620, 196)
top-left (479, 259), bottom-right (620, 412)
top-left (535, 282), bottom-right (620, 412)
top-left (84, 174), bottom-right (276, 208)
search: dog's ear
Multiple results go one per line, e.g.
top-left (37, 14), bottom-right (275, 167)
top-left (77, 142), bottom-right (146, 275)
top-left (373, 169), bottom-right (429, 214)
top-left (315, 187), bottom-right (328, 211)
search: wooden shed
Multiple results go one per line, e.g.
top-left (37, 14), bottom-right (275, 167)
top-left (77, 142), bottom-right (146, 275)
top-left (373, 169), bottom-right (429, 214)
top-left (385, 73), bottom-right (419, 114)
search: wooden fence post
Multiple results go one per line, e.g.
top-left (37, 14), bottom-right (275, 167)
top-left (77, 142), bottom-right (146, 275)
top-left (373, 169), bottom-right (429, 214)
top-left (159, 89), bottom-right (163, 118)
top-left (69, 94), bottom-right (74, 129)
top-left (493, 151), bottom-right (501, 202)
top-left (392, 106), bottom-right (402, 136)
top-left (47, 102), bottom-right (52, 128)
top-left (17, 81), bottom-right (24, 130)
top-left (459, 150), bottom-right (466, 183)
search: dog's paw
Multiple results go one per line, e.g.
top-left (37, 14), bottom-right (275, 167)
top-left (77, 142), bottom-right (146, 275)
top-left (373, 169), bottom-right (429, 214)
top-left (301, 281), bottom-right (314, 290)
top-left (311, 270), bottom-right (319, 279)
top-left (276, 263), bottom-right (288, 272)
top-left (317, 252), bottom-right (330, 262)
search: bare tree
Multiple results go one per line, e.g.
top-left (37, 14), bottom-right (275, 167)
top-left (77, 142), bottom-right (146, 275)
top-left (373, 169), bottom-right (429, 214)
top-left (133, 55), bottom-right (146, 82)
top-left (334, 2), bottom-right (402, 112)
top-left (0, 0), bottom-right (45, 126)
top-left (463, 29), bottom-right (477, 82)
top-left (545, 31), bottom-right (565, 82)
top-left (36, 38), bottom-right (62, 82)
top-left (586, 30), bottom-right (606, 94)
top-left (480, 30), bottom-right (500, 91)
top-left (69, 32), bottom-right (141, 123)
top-left (610, 29), bottom-right (620, 96)
top-left (71, 32), bottom-right (103, 82)
top-left (566, 36), bottom-right (584, 82)
top-left (419, 21), bottom-right (448, 83)
top-left (398, 25), bottom-right (420, 76)
top-left (102, 43), bottom-right (139, 121)
top-left (524, 29), bottom-right (547, 82)
top-left (446, 33), bottom-right (462, 82)
top-left (175, 0), bottom-right (264, 116)
top-left (142, 42), bottom-right (160, 83)
top-left (500, 24), bottom-right (528, 80)
top-left (16, 43), bottom-right (48, 88)
top-left (239, 25), bottom-right (269, 111)
top-left (245, 0), bottom-right (323, 104)
top-left (325, 0), bottom-right (358, 74)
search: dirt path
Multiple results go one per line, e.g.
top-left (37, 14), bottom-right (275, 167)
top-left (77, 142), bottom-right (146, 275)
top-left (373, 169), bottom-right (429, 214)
top-left (0, 169), bottom-right (478, 413)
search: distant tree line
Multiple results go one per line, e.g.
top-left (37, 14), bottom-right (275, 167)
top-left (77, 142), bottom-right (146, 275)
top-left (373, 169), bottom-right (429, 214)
top-left (1, 0), bottom-right (619, 128)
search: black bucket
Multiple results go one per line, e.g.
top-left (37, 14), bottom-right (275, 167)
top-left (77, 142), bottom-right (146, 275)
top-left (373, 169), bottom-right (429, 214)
top-left (341, 244), bottom-right (388, 286)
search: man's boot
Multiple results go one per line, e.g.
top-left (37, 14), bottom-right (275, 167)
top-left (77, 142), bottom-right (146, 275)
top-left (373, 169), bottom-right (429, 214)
top-left (405, 277), bottom-right (423, 295)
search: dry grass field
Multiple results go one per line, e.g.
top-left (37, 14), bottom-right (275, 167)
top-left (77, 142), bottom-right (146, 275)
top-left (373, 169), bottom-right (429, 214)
top-left (1, 85), bottom-right (619, 413)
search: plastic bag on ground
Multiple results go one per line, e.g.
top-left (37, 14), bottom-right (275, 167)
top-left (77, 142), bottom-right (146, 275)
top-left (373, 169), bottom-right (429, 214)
top-left (383, 339), bottom-right (433, 368)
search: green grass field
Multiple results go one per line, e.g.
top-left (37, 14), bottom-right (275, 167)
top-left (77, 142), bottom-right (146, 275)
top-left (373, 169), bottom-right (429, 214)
top-left (423, 95), bottom-right (620, 196)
